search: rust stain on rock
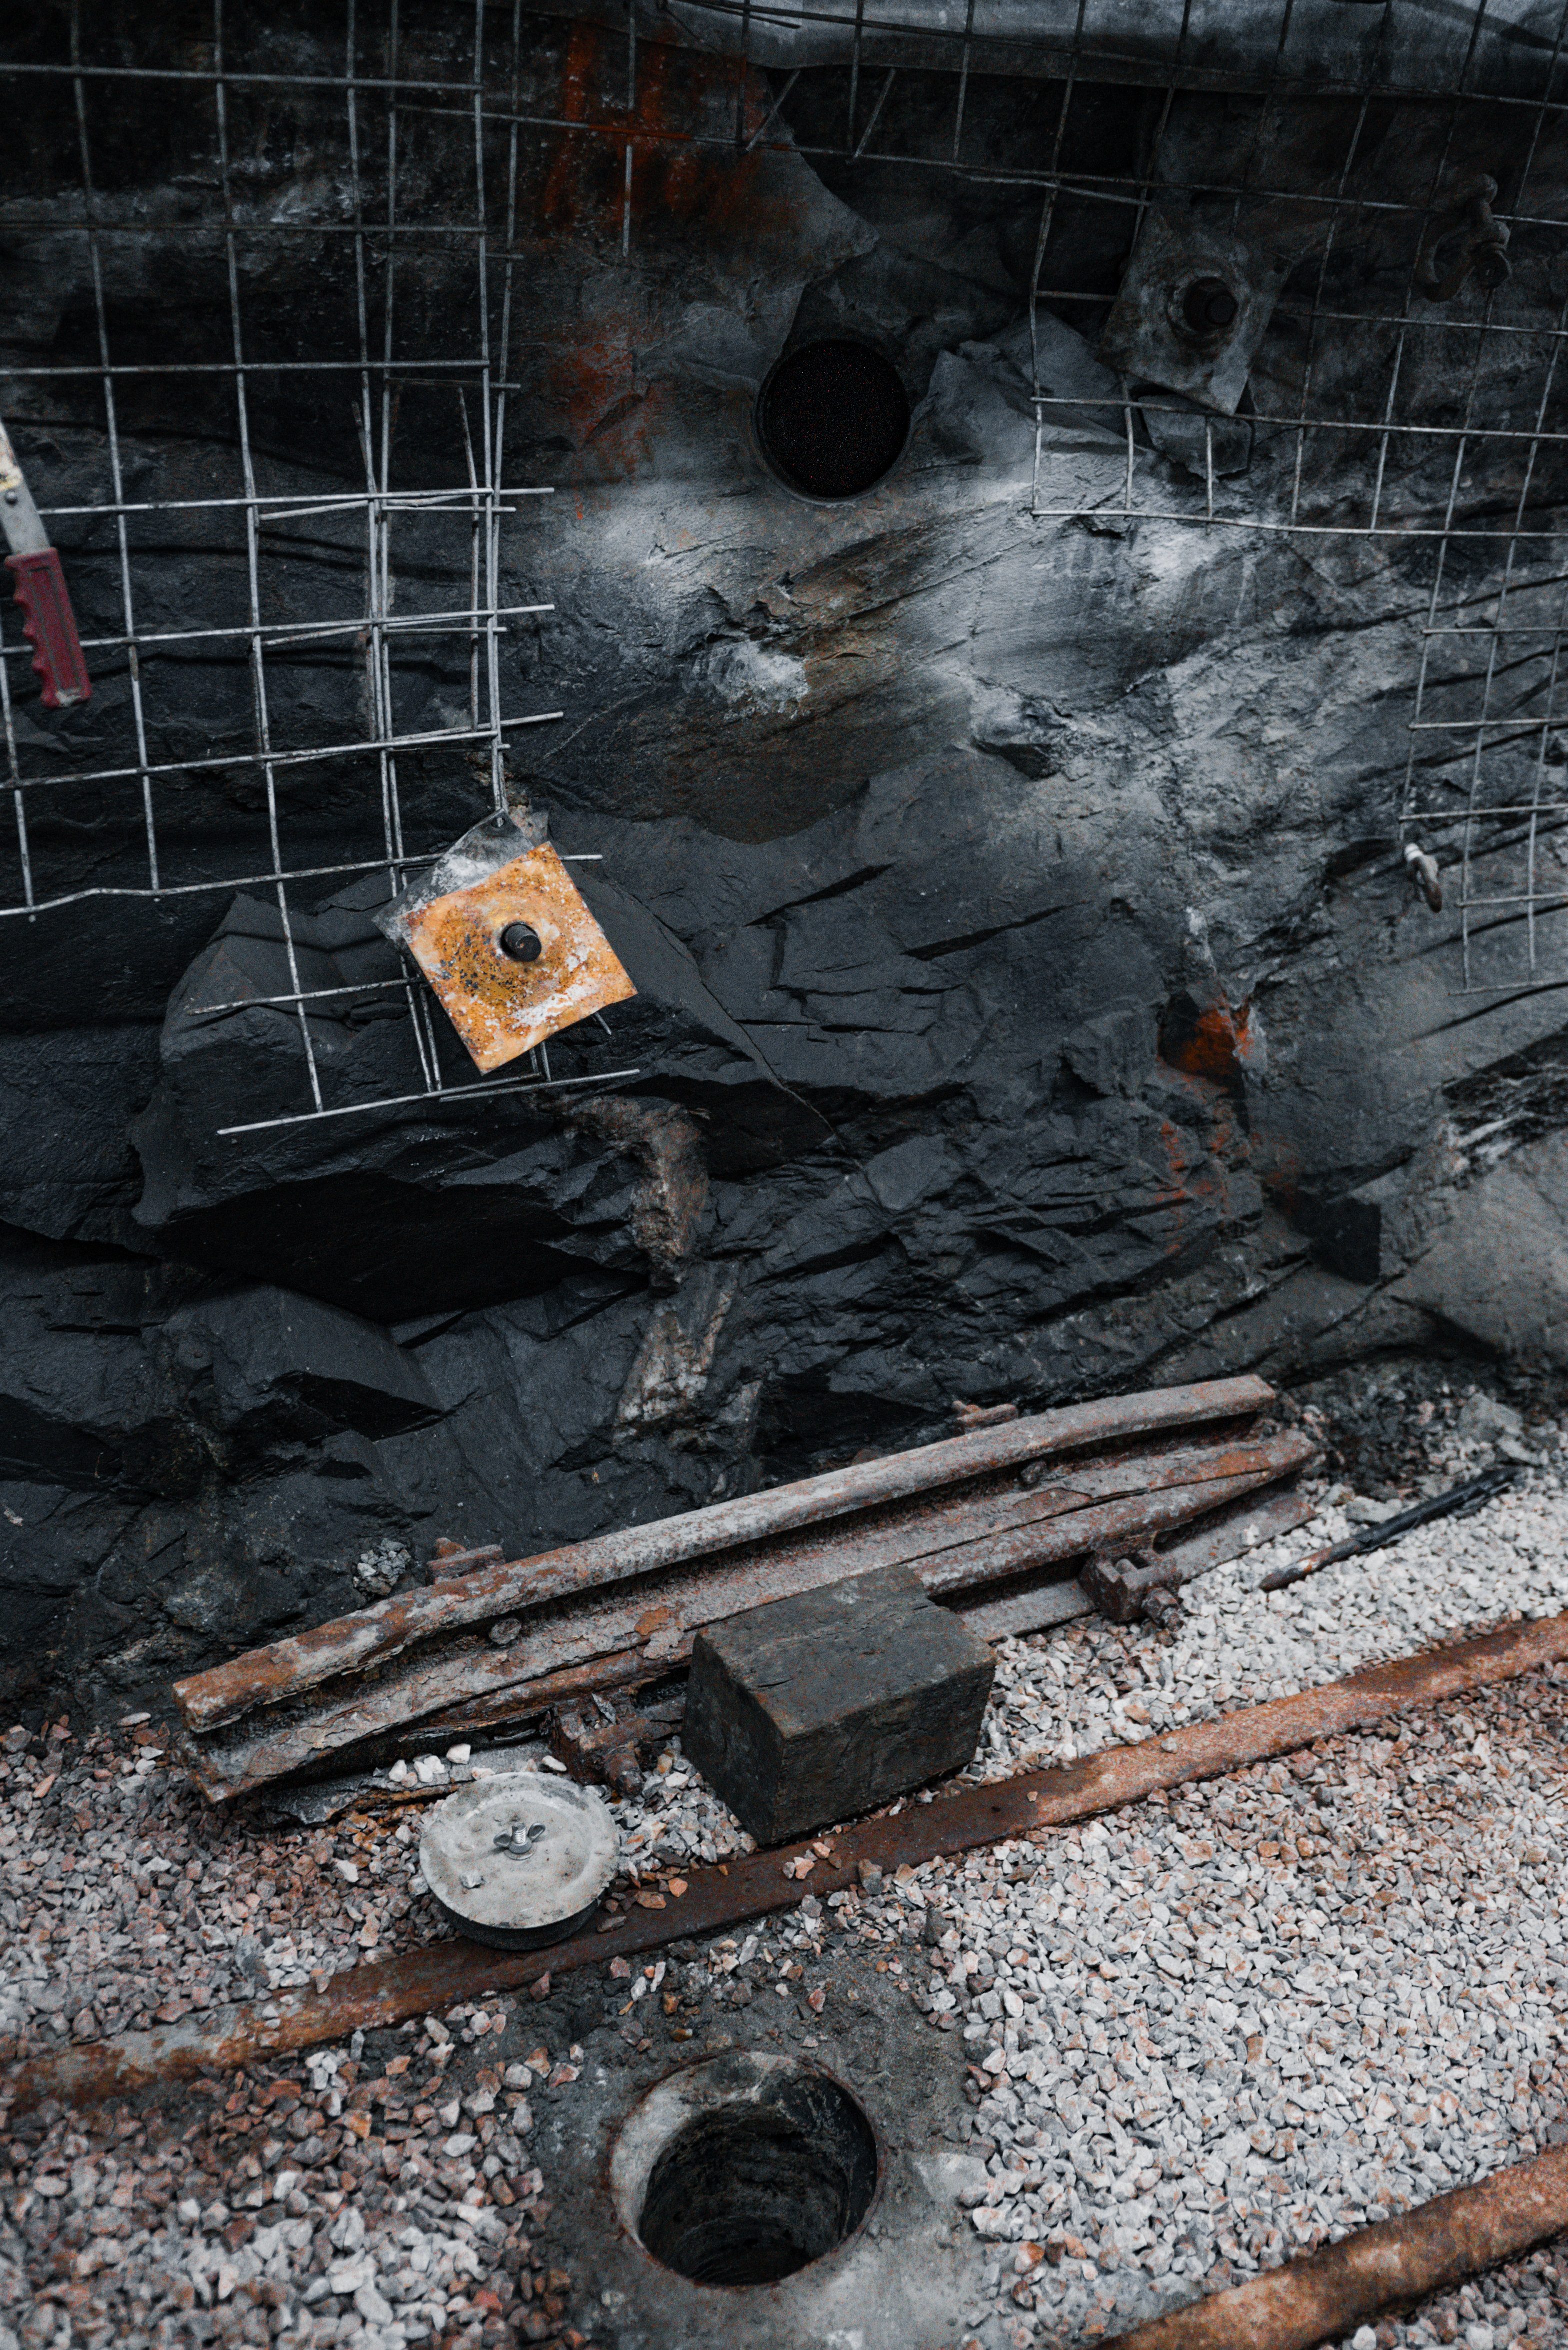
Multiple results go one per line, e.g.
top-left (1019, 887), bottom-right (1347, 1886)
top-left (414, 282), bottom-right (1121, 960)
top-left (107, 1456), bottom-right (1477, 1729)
top-left (538, 24), bottom-right (776, 250)
top-left (1160, 993), bottom-right (1260, 1086)
top-left (530, 26), bottom-right (805, 476)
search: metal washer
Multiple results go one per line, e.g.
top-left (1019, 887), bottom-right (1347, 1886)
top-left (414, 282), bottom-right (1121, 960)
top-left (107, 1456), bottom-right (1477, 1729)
top-left (420, 1774), bottom-right (620, 1950)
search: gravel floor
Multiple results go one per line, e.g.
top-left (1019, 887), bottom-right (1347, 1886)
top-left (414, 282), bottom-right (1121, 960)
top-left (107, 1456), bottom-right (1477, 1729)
top-left (1, 1996), bottom-right (582, 2350)
top-left (4, 1364), bottom-right (1568, 2350)
top-left (906, 1658), bottom-right (1568, 2347)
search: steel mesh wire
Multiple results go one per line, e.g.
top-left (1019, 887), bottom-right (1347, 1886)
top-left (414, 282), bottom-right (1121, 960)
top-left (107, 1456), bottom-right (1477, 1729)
top-left (0, 0), bottom-right (1564, 1144)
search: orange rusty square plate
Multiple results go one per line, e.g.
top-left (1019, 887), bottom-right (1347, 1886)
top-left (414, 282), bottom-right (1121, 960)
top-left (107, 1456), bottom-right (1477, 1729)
top-left (400, 842), bottom-right (636, 1072)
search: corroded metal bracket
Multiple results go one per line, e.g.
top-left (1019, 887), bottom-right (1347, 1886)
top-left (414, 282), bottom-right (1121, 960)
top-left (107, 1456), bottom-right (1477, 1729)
top-left (1416, 173), bottom-right (1511, 303)
top-left (1098, 213), bottom-right (1286, 416)
top-left (1081, 1543), bottom-right (1178, 1624)
top-left (376, 812), bottom-right (636, 1072)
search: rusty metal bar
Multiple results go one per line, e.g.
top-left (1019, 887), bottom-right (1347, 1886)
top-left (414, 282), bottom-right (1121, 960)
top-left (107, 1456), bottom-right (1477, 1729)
top-left (176, 1426), bottom-right (1312, 1802)
top-left (922, 1449), bottom-right (1312, 1594)
top-left (400, 1440), bottom-right (1314, 1736)
top-left (360, 1483), bottom-right (1320, 1756)
top-left (1106, 2144), bottom-right (1568, 2350)
top-left (957, 1484), bottom-right (1318, 1646)
top-left (176, 1378), bottom-right (1274, 1732)
top-left (20, 1610), bottom-right (1566, 2114)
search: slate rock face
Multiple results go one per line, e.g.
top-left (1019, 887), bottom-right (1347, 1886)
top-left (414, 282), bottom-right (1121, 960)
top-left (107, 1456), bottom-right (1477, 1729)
top-left (154, 1288), bottom-right (444, 1452)
top-left (1388, 1136), bottom-right (1568, 1367)
top-left (0, 1239), bottom-right (458, 1708)
top-left (128, 858), bottom-right (830, 1320)
top-left (2, 4), bottom-right (1566, 1713)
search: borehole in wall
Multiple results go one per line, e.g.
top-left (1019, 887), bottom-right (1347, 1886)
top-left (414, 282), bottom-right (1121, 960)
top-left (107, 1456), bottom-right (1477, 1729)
top-left (756, 340), bottom-right (911, 502)
top-left (612, 2054), bottom-right (880, 2288)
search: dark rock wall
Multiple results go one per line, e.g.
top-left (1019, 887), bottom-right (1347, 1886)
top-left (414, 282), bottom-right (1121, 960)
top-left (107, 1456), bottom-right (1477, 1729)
top-left (2, 2), bottom-right (1566, 1712)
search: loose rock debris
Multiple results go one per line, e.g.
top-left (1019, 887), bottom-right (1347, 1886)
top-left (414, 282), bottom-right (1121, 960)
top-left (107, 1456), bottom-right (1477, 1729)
top-left (2, 2010), bottom-right (572, 2350)
top-left (4, 1370), bottom-right (1568, 2350)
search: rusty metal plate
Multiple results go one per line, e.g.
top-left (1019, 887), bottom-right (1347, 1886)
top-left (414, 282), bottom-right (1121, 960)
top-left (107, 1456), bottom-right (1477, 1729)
top-left (399, 842), bottom-right (635, 1072)
top-left (1098, 212), bottom-right (1286, 416)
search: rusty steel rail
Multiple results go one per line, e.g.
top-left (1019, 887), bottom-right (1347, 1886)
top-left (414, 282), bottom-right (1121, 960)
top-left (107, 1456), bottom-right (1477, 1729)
top-left (178, 1376), bottom-right (1274, 1731)
top-left (958, 1484), bottom-right (1318, 1646)
top-left (176, 1422), bottom-right (1312, 1801)
top-left (1108, 2142), bottom-right (1568, 2349)
top-left (18, 1609), bottom-right (1566, 2114)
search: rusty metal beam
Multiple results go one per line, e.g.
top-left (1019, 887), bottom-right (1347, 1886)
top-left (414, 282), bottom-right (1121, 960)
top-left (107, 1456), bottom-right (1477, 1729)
top-left (957, 1483), bottom-right (1318, 1645)
top-left (922, 1449), bottom-right (1312, 1596)
top-left (18, 1610), bottom-right (1566, 2115)
top-left (175, 1419), bottom-right (1312, 1804)
top-left (1106, 2142), bottom-right (1568, 2350)
top-left (262, 1486), bottom-right (1325, 1818)
top-left (176, 1376), bottom-right (1276, 1732)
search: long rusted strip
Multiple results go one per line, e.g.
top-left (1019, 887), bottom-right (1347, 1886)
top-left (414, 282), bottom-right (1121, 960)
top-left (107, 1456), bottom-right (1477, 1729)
top-left (19, 1610), bottom-right (1566, 2114)
top-left (922, 1454), bottom-right (1312, 1594)
top-left (754, 1430), bottom-right (1308, 1588)
top-left (182, 1443), bottom-right (1312, 1802)
top-left (1106, 2142), bottom-right (1568, 2348)
top-left (175, 1376), bottom-right (1274, 1731)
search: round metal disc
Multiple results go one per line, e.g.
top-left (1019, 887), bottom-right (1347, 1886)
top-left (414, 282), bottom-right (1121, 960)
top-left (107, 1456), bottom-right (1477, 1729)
top-left (420, 1774), bottom-right (620, 1950)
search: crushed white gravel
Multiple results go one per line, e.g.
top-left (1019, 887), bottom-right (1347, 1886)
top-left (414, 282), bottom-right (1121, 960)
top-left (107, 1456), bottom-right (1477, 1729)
top-left (604, 1380), bottom-right (1568, 2348)
top-left (0, 2000), bottom-right (569, 2350)
top-left (906, 1656), bottom-right (1568, 2348)
top-left (4, 1371), bottom-right (1568, 2350)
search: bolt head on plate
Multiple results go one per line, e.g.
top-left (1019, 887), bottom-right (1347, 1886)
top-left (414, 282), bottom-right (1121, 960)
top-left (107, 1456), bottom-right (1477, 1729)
top-left (1174, 275), bottom-right (1240, 340)
top-left (499, 920), bottom-right (543, 964)
top-left (393, 842), bottom-right (636, 1073)
top-left (1099, 214), bottom-right (1284, 415)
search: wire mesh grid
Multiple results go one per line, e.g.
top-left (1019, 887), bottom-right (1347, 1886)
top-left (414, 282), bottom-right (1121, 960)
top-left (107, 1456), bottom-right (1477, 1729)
top-left (2, 0), bottom-right (1566, 1032)
top-left (660, 0), bottom-right (1568, 994)
top-left (0, 0), bottom-right (644, 1136)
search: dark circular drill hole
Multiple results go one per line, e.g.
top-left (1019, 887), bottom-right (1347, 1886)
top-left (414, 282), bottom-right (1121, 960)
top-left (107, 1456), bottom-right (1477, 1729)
top-left (756, 339), bottom-right (910, 502)
top-left (637, 2070), bottom-right (878, 2288)
top-left (1180, 276), bottom-right (1240, 336)
top-left (498, 920), bottom-right (542, 963)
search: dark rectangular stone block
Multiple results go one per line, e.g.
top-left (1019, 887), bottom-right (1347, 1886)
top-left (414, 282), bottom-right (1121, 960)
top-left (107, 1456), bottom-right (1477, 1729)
top-left (682, 1564), bottom-right (996, 1846)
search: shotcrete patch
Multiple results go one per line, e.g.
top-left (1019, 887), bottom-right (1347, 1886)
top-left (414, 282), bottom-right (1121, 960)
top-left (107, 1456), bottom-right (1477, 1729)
top-left (527, 1941), bottom-right (982, 2350)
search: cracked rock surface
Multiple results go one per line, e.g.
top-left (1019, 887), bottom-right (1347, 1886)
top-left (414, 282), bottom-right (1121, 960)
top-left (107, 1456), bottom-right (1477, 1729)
top-left (6, 4), bottom-right (1568, 1708)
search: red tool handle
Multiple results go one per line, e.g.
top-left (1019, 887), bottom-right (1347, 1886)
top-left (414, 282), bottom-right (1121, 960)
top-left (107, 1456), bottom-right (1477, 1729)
top-left (6, 546), bottom-right (92, 710)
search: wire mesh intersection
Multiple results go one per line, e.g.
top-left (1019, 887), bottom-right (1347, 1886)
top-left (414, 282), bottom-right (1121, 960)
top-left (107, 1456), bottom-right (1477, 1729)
top-left (4, 0), bottom-right (1567, 1064)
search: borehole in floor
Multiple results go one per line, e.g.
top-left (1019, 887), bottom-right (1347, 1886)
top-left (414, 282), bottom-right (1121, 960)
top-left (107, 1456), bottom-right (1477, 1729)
top-left (625, 2056), bottom-right (880, 2286)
